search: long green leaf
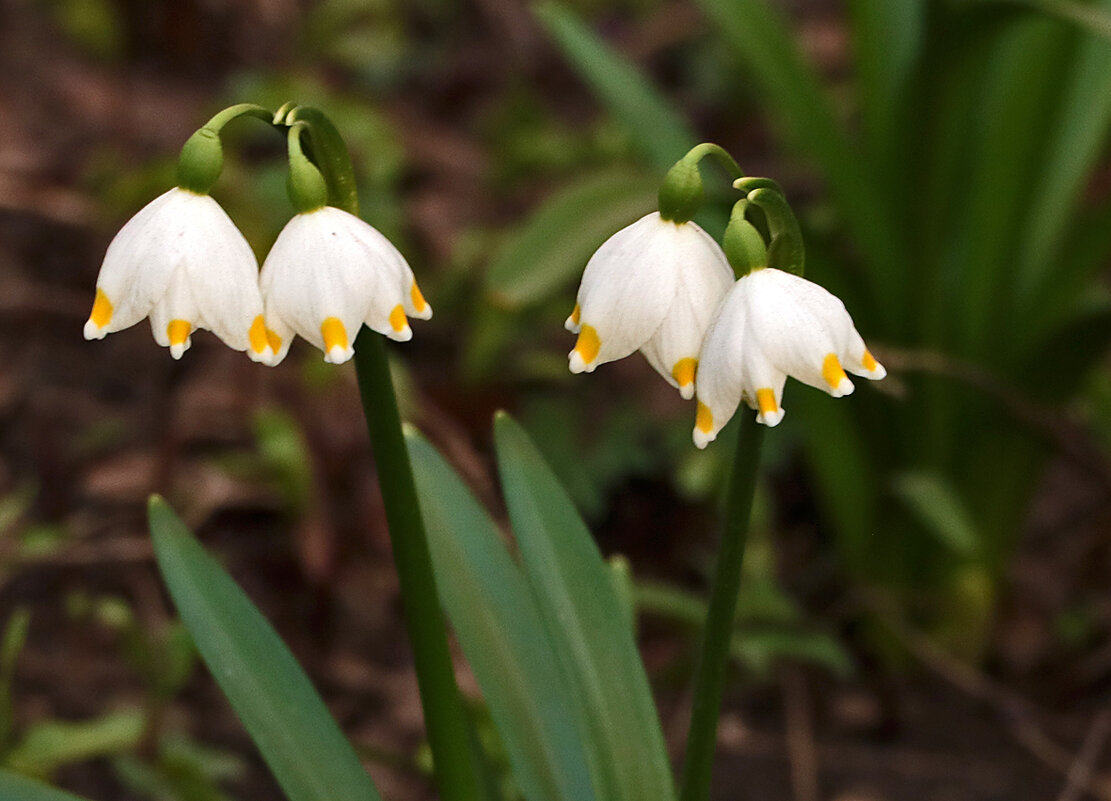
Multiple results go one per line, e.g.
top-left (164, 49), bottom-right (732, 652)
top-left (959, 15), bottom-right (1075, 356)
top-left (407, 432), bottom-right (597, 801)
top-left (4, 710), bottom-right (143, 777)
top-left (696, 0), bottom-right (902, 318)
top-left (493, 413), bottom-right (675, 801)
top-left (147, 497), bottom-right (382, 801)
top-left (0, 770), bottom-right (95, 801)
top-left (533, 2), bottom-right (696, 171)
top-left (485, 170), bottom-right (658, 309)
top-left (848, 0), bottom-right (925, 167)
top-left (891, 472), bottom-right (980, 558)
top-left (1015, 0), bottom-right (1111, 321)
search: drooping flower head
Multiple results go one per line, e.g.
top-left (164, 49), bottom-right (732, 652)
top-left (693, 267), bottom-right (885, 448)
top-left (260, 205), bottom-right (431, 365)
top-left (565, 212), bottom-right (732, 398)
top-left (257, 121), bottom-right (430, 365)
top-left (84, 121), bottom-right (273, 363)
top-left (565, 144), bottom-right (747, 399)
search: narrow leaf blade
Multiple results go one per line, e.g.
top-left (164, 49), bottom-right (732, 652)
top-left (406, 432), bottom-right (597, 801)
top-left (147, 497), bottom-right (382, 801)
top-left (485, 170), bottom-right (658, 309)
top-left (533, 1), bottom-right (697, 170)
top-left (0, 770), bottom-right (96, 801)
top-left (493, 413), bottom-right (675, 801)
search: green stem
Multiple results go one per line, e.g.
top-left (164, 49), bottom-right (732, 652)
top-left (201, 103), bottom-right (275, 132)
top-left (353, 331), bottom-right (482, 801)
top-left (679, 413), bottom-right (764, 801)
top-left (286, 106), bottom-right (482, 801)
top-left (684, 142), bottom-right (745, 181)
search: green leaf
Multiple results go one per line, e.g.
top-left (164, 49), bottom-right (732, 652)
top-left (696, 0), bottom-right (902, 315)
top-left (493, 413), bottom-right (675, 801)
top-left (5, 710), bottom-right (144, 777)
top-left (958, 15), bottom-right (1076, 355)
top-left (532, 2), bottom-right (697, 171)
top-left (147, 497), bottom-right (383, 801)
top-left (485, 170), bottom-right (658, 309)
top-left (0, 770), bottom-right (96, 801)
top-left (1014, 0), bottom-right (1111, 316)
top-left (0, 609), bottom-right (30, 749)
top-left (406, 431), bottom-right (597, 801)
top-left (891, 472), bottom-right (980, 558)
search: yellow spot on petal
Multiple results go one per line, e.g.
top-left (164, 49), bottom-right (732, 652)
top-left (321, 317), bottom-right (348, 353)
top-left (822, 353), bottom-right (847, 389)
top-left (570, 304), bottom-right (581, 325)
top-left (756, 388), bottom-right (778, 419)
top-left (89, 289), bottom-right (113, 328)
top-left (573, 324), bottom-right (600, 364)
top-left (167, 319), bottom-right (192, 346)
top-left (266, 328), bottom-right (283, 353)
top-left (411, 282), bottom-right (428, 313)
top-left (862, 349), bottom-right (878, 372)
top-left (248, 316), bottom-right (270, 354)
top-left (696, 401), bottom-right (713, 433)
top-left (389, 304), bottom-right (408, 332)
top-left (672, 357), bottom-right (698, 389)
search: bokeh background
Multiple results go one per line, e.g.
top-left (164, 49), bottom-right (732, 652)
top-left (3, 0), bottom-right (1111, 799)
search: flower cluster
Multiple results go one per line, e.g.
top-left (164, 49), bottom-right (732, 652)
top-left (85, 110), bottom-right (430, 366)
top-left (565, 152), bottom-right (885, 448)
top-left (85, 193), bottom-right (429, 366)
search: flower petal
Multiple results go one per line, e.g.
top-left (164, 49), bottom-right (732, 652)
top-left (87, 188), bottom-right (196, 337)
top-left (570, 213), bottom-right (681, 372)
top-left (741, 269), bottom-right (855, 397)
top-left (640, 234), bottom-right (732, 398)
top-left (692, 285), bottom-right (748, 448)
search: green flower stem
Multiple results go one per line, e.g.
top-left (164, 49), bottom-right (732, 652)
top-left (286, 107), bottom-right (481, 801)
top-left (353, 332), bottom-right (482, 801)
top-left (679, 412), bottom-right (764, 801)
top-left (201, 103), bottom-right (275, 132)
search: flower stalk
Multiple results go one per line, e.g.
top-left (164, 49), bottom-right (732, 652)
top-left (288, 109), bottom-right (482, 801)
top-left (679, 412), bottom-right (764, 801)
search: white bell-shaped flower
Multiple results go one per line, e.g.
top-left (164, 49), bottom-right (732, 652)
top-left (83, 187), bottom-right (274, 363)
top-left (693, 267), bottom-right (885, 448)
top-left (259, 206), bottom-right (431, 365)
top-left (565, 212), bottom-right (733, 399)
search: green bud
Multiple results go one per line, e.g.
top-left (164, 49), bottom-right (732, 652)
top-left (175, 128), bottom-right (223, 194)
top-left (286, 124), bottom-right (328, 213)
top-left (745, 186), bottom-right (804, 276)
top-left (723, 200), bottom-right (768, 278)
top-left (288, 157), bottom-right (328, 213)
top-left (658, 157), bottom-right (704, 224)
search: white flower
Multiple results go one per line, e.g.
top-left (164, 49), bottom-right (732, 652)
top-left (693, 267), bottom-right (885, 448)
top-left (565, 212), bottom-right (733, 399)
top-left (259, 206), bottom-right (431, 365)
top-left (84, 187), bottom-right (274, 362)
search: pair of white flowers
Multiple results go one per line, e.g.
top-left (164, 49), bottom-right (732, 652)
top-left (565, 212), bottom-right (886, 448)
top-left (84, 187), bottom-right (431, 365)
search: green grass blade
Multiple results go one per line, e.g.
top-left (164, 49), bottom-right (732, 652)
top-left (958, 16), bottom-right (1076, 355)
top-left (0, 771), bottom-right (96, 801)
top-left (1015, 0), bottom-right (1111, 314)
top-left (493, 413), bottom-right (675, 801)
top-left (147, 497), bottom-right (383, 801)
top-left (976, 0), bottom-right (1111, 39)
top-left (532, 2), bottom-right (697, 171)
top-left (847, 0), bottom-right (925, 166)
top-left (891, 472), bottom-right (980, 558)
top-left (406, 431), bottom-right (598, 801)
top-left (485, 169), bottom-right (659, 309)
top-left (696, 0), bottom-right (902, 315)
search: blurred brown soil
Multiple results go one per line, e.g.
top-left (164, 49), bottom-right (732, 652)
top-left (1, 2), bottom-right (1110, 801)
